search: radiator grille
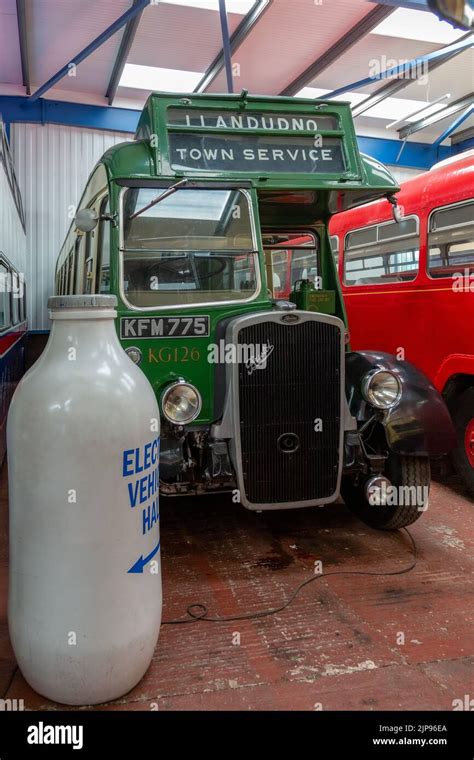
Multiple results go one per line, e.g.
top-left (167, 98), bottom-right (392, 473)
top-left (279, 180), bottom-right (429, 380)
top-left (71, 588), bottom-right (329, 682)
top-left (237, 318), bottom-right (342, 504)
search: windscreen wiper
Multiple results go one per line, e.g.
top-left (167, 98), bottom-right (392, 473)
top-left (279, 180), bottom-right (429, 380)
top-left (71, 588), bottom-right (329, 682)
top-left (128, 178), bottom-right (188, 221)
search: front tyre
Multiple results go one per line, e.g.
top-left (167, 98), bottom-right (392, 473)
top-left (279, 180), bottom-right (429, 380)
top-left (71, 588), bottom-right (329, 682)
top-left (450, 388), bottom-right (474, 498)
top-left (341, 455), bottom-right (430, 530)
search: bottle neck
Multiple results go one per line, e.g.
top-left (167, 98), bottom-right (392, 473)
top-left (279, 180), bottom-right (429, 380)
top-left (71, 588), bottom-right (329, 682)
top-left (44, 315), bottom-right (122, 363)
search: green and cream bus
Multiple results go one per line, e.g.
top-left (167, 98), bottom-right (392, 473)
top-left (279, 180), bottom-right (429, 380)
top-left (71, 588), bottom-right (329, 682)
top-left (55, 91), bottom-right (455, 529)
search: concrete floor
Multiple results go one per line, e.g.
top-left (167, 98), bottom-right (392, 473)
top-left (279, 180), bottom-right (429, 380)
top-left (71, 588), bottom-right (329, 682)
top-left (1, 461), bottom-right (473, 711)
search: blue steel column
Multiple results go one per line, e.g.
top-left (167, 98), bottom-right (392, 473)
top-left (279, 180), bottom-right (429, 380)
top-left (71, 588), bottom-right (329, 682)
top-left (219, 0), bottom-right (234, 94)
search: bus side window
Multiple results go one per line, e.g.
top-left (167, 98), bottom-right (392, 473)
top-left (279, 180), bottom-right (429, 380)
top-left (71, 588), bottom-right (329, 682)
top-left (343, 217), bottom-right (419, 286)
top-left (428, 201), bottom-right (474, 279)
top-left (0, 261), bottom-right (11, 331)
top-left (97, 196), bottom-right (111, 294)
top-left (83, 232), bottom-right (94, 294)
top-left (11, 272), bottom-right (19, 324)
top-left (67, 249), bottom-right (75, 294)
top-left (19, 278), bottom-right (26, 322)
top-left (82, 195), bottom-right (109, 295)
top-left (65, 258), bottom-right (70, 295)
top-left (74, 237), bottom-right (84, 294)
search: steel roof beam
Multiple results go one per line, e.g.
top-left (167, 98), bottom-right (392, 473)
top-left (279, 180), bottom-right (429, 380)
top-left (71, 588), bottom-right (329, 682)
top-left (16, 0), bottom-right (30, 96)
top-left (194, 0), bottom-right (272, 93)
top-left (433, 103), bottom-right (474, 145)
top-left (450, 125), bottom-right (474, 145)
top-left (375, 0), bottom-right (430, 8)
top-left (29, 0), bottom-right (151, 102)
top-left (279, 4), bottom-right (395, 97)
top-left (352, 32), bottom-right (472, 118)
top-left (398, 92), bottom-right (474, 138)
top-left (106, 0), bottom-right (147, 106)
top-left (219, 0), bottom-right (234, 94)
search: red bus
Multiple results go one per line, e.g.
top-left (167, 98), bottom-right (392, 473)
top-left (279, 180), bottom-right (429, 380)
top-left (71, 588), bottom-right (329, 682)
top-left (330, 151), bottom-right (474, 496)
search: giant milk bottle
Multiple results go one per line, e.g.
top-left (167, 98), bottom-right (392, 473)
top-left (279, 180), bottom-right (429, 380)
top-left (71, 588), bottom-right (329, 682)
top-left (7, 295), bottom-right (162, 705)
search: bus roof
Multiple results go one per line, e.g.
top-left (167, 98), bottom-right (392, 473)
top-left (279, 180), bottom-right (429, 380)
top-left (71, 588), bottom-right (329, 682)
top-left (101, 91), bottom-right (398, 211)
top-left (330, 150), bottom-right (474, 233)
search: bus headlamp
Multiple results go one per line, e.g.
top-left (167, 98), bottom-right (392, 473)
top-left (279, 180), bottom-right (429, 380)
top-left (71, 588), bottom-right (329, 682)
top-left (161, 381), bottom-right (202, 425)
top-left (361, 370), bottom-right (401, 410)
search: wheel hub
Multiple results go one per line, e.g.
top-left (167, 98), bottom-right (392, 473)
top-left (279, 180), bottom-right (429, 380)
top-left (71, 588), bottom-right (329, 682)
top-left (465, 419), bottom-right (474, 469)
top-left (364, 475), bottom-right (392, 505)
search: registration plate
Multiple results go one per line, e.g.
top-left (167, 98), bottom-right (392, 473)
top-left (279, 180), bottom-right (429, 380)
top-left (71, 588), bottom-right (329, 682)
top-left (120, 316), bottom-right (210, 339)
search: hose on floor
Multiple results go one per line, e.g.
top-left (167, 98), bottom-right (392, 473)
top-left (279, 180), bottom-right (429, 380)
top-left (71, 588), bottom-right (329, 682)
top-left (162, 526), bottom-right (417, 625)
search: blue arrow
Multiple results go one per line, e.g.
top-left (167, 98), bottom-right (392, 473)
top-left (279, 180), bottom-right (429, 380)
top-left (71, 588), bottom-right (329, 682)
top-left (127, 540), bottom-right (160, 574)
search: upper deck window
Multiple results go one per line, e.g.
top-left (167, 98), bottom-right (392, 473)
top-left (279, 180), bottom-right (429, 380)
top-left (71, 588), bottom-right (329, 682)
top-left (121, 187), bottom-right (259, 308)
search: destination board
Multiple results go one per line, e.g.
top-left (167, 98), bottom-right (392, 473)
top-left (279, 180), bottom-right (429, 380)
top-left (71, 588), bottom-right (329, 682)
top-left (168, 133), bottom-right (346, 174)
top-left (167, 108), bottom-right (339, 132)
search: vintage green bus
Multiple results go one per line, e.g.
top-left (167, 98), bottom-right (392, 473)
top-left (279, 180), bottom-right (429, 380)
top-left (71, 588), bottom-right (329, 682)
top-left (55, 91), bottom-right (455, 529)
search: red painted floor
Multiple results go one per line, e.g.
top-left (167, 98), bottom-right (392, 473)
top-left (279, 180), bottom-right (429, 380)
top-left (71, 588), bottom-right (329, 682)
top-left (1, 460), bottom-right (473, 711)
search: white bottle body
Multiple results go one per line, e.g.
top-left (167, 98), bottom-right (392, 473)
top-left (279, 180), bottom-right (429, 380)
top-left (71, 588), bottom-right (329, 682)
top-left (7, 298), bottom-right (162, 705)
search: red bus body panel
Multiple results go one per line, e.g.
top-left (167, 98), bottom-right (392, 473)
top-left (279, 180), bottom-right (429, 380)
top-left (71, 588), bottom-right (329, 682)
top-left (330, 153), bottom-right (474, 394)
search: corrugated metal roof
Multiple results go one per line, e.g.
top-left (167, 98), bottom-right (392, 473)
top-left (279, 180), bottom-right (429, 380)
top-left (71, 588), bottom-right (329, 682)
top-left (0, 0), bottom-right (23, 85)
top-left (0, 0), bottom-right (472, 142)
top-left (207, 0), bottom-right (373, 95)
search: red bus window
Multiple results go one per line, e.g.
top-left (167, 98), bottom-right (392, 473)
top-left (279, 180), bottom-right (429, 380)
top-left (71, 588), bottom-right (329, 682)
top-left (343, 217), bottom-right (419, 286)
top-left (263, 232), bottom-right (318, 299)
top-left (0, 261), bottom-right (11, 330)
top-left (428, 200), bottom-right (474, 279)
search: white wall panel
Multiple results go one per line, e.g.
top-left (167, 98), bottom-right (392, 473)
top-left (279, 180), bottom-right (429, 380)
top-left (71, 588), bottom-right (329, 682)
top-left (11, 123), bottom-right (133, 330)
top-left (387, 165), bottom-right (424, 184)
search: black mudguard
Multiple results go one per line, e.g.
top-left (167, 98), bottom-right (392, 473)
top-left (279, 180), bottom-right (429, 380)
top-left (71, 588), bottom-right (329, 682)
top-left (346, 351), bottom-right (456, 457)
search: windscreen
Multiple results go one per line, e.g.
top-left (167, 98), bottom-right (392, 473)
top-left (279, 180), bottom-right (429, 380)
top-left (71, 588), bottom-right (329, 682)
top-left (122, 187), bottom-right (258, 307)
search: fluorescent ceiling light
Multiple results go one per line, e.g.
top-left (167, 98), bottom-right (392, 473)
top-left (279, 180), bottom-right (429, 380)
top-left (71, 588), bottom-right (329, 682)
top-left (370, 99), bottom-right (447, 123)
top-left (371, 8), bottom-right (465, 44)
top-left (297, 87), bottom-right (447, 123)
top-left (297, 87), bottom-right (363, 107)
top-left (119, 64), bottom-right (203, 92)
top-left (158, 0), bottom-right (255, 12)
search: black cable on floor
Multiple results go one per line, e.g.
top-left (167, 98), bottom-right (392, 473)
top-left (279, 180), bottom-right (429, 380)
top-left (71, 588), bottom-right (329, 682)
top-left (162, 527), bottom-right (417, 625)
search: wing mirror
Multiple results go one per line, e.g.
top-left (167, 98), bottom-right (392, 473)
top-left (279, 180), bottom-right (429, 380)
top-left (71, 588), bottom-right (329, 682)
top-left (427, 0), bottom-right (473, 29)
top-left (387, 194), bottom-right (404, 223)
top-left (75, 208), bottom-right (99, 233)
top-left (75, 208), bottom-right (117, 233)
